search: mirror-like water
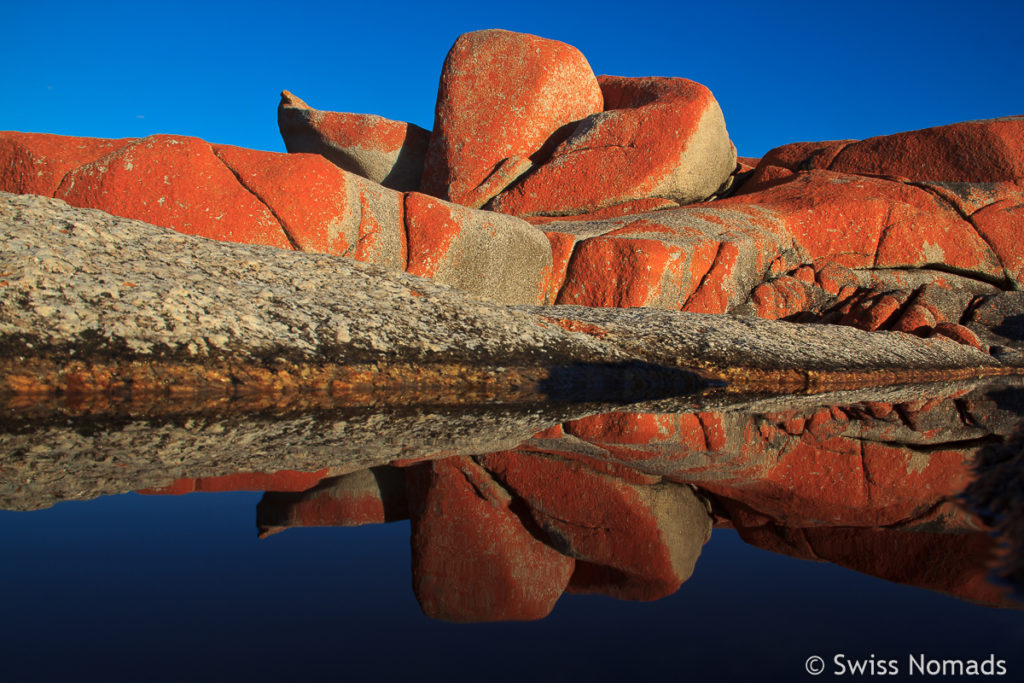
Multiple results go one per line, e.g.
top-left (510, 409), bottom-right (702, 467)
top-left (2, 379), bottom-right (1023, 682)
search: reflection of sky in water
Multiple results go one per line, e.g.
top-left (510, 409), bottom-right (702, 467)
top-left (2, 491), bottom-right (1022, 683)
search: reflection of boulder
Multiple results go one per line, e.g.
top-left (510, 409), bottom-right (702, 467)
top-left (20, 380), bottom-right (1020, 619)
top-left (478, 450), bottom-right (712, 601)
top-left (137, 469), bottom-right (329, 496)
top-left (734, 524), bottom-right (1014, 608)
top-left (406, 457), bottom-right (574, 623)
top-left (256, 467), bottom-right (408, 537)
top-left (536, 396), bottom-right (988, 528)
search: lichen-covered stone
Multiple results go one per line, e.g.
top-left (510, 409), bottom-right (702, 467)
top-left (277, 90), bottom-right (430, 192)
top-left (421, 29), bottom-right (603, 207)
top-left (490, 76), bottom-right (736, 217)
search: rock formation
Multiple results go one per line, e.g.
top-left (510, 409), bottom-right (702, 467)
top-left (2, 29), bottom-right (1021, 351)
top-left (2, 27), bottom-right (1024, 622)
top-left (3, 371), bottom-right (1020, 617)
top-left (277, 90), bottom-right (430, 192)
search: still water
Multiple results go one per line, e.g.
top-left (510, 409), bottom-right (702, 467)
top-left (2, 379), bottom-right (1023, 682)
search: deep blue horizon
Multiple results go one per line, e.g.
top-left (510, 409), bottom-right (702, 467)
top-left (3, 1), bottom-right (1022, 160)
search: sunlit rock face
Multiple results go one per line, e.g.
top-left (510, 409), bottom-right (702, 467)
top-left (3, 32), bottom-right (1020, 335)
top-left (277, 90), bottom-right (431, 193)
top-left (3, 28), bottom-right (1024, 625)
top-left (420, 29), bottom-right (604, 208)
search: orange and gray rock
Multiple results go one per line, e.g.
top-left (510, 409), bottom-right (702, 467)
top-left (406, 456), bottom-right (574, 621)
top-left (490, 76), bottom-right (736, 217)
top-left (0, 131), bottom-right (553, 305)
top-left (420, 29), bottom-right (603, 208)
top-left (277, 90), bottom-right (430, 192)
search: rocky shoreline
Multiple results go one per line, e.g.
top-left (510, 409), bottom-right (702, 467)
top-left (2, 192), bottom-right (1021, 412)
top-left (2, 28), bottom-right (1023, 408)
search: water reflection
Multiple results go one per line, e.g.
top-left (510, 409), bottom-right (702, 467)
top-left (2, 379), bottom-right (1023, 621)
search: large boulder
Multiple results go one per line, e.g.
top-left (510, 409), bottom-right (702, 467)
top-left (420, 29), bottom-right (603, 208)
top-left (756, 116), bottom-right (1024, 184)
top-left (0, 131), bottom-right (134, 196)
top-left (55, 134), bottom-right (295, 249)
top-left (277, 90), bottom-right (430, 192)
top-left (0, 131), bottom-right (554, 305)
top-left (542, 206), bottom-right (787, 311)
top-left (403, 191), bottom-right (553, 305)
top-left (490, 75), bottom-right (736, 217)
top-left (478, 450), bottom-right (712, 601)
top-left (406, 457), bottom-right (575, 622)
top-left (717, 170), bottom-right (1005, 279)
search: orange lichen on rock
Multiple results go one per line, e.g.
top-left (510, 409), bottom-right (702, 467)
top-left (421, 29), bottom-right (603, 207)
top-left (491, 75), bottom-right (736, 217)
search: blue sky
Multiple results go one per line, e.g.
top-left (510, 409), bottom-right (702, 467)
top-left (3, 0), bottom-right (1022, 158)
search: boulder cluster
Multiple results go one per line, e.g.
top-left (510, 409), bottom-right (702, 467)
top-left (3, 28), bottom-right (1021, 345)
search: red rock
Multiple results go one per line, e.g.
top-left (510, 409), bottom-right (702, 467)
top-left (930, 322), bottom-right (986, 351)
top-left (736, 163), bottom-right (796, 194)
top-left (681, 242), bottom-right (741, 314)
top-left (750, 275), bottom-right (816, 320)
top-left (917, 180), bottom-right (1022, 216)
top-left (747, 117), bottom-right (1024, 184)
top-left (970, 199), bottom-right (1024, 287)
top-left (736, 156), bottom-right (760, 173)
top-left (541, 231), bottom-right (578, 304)
top-left (838, 290), bottom-right (908, 331)
top-left (406, 457), bottom-right (574, 622)
top-left (277, 91), bottom-right (430, 192)
top-left (548, 207), bottom-right (788, 311)
top-left (565, 412), bottom-right (683, 446)
top-left (477, 450), bottom-right (711, 601)
top-left (526, 197), bottom-right (678, 225)
top-left (212, 144), bottom-right (406, 269)
top-left (0, 131), bottom-right (134, 196)
top-left (737, 525), bottom-right (1013, 607)
top-left (829, 117), bottom-right (1024, 183)
top-left (403, 191), bottom-right (553, 304)
top-left (54, 134), bottom-right (293, 248)
top-left (137, 468), bottom-right (329, 495)
top-left (421, 29), bottom-right (603, 207)
top-left (531, 401), bottom-right (981, 530)
top-left (705, 438), bottom-right (976, 529)
top-left (254, 468), bottom-right (409, 536)
top-left (714, 170), bottom-right (1004, 279)
top-left (891, 303), bottom-right (939, 335)
top-left (814, 261), bottom-right (859, 296)
top-left (491, 75), bottom-right (736, 217)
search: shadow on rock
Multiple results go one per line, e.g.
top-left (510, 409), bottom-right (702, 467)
top-left (538, 361), bottom-right (717, 403)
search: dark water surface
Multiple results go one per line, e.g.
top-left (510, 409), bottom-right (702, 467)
top-left (2, 380), bottom-right (1023, 682)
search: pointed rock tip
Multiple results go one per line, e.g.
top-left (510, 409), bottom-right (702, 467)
top-left (279, 90), bottom-right (310, 109)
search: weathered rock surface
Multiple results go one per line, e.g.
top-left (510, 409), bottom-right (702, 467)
top-left (477, 449), bottom-right (711, 600)
top-left (403, 191), bottom-right (553, 305)
top-left (12, 379), bottom-right (1017, 616)
top-left (0, 193), bottom-right (604, 391)
top-left (0, 131), bottom-right (134, 196)
top-left (420, 29), bottom-right (604, 208)
top-left (277, 90), bottom-right (430, 192)
top-left (2, 192), bottom-right (1018, 409)
top-left (256, 467), bottom-right (409, 534)
top-left (489, 76), bottom-right (736, 217)
top-left (745, 116), bottom-right (1024, 185)
top-left (0, 134), bottom-right (554, 305)
top-left (3, 33), bottom-right (1023, 346)
top-left (406, 456), bottom-right (575, 621)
